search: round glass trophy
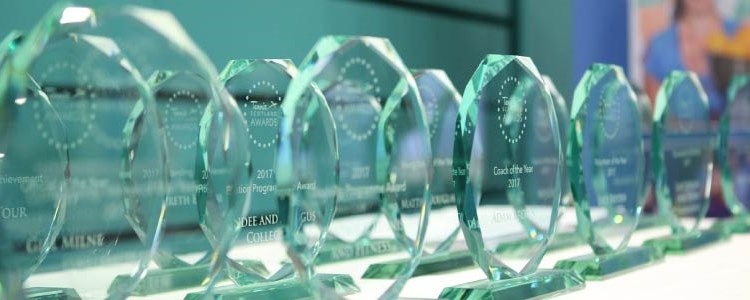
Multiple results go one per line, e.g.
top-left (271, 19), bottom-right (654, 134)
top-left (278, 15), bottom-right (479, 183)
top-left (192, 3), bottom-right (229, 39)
top-left (287, 35), bottom-right (432, 299)
top-left (4, 3), bottom-right (250, 299)
top-left (643, 71), bottom-right (721, 254)
top-left (440, 55), bottom-right (583, 300)
top-left (364, 69), bottom-right (473, 279)
top-left (554, 64), bottom-right (661, 280)
top-left (714, 75), bottom-right (750, 234)
top-left (184, 59), bottom-right (357, 299)
top-left (0, 31), bottom-right (72, 299)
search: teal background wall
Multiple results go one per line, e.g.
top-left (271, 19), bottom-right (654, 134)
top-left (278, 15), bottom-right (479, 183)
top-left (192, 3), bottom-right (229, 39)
top-left (520, 0), bottom-right (574, 100)
top-left (0, 0), bottom-right (574, 98)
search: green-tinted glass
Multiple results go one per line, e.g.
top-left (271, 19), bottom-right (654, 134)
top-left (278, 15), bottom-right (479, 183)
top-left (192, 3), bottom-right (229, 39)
top-left (642, 71), bottom-right (723, 255)
top-left (715, 75), bottom-right (750, 233)
top-left (554, 64), bottom-right (662, 280)
top-left (442, 55), bottom-right (583, 299)
top-left (112, 70), bottom-right (220, 296)
top-left (455, 55), bottom-right (562, 278)
top-left (219, 59), bottom-right (293, 286)
top-left (652, 71), bottom-right (713, 234)
top-left (632, 85), bottom-right (669, 230)
top-left (719, 75), bottom-right (750, 215)
top-left (496, 75), bottom-right (583, 256)
top-left (363, 69), bottom-right (471, 279)
top-left (0, 3), bottom-right (250, 299)
top-left (0, 30), bottom-right (69, 300)
top-left (185, 59), bottom-right (357, 299)
top-left (287, 35), bottom-right (432, 299)
top-left (544, 76), bottom-right (572, 209)
top-left (568, 64), bottom-right (644, 254)
top-left (414, 68), bottom-right (461, 255)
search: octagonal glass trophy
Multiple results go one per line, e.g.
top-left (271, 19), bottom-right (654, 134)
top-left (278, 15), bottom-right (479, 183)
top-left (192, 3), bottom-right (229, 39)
top-left (714, 75), bottom-right (750, 234)
top-left (0, 31), bottom-right (73, 299)
top-left (2, 3), bottom-right (251, 299)
top-left (363, 69), bottom-right (474, 279)
top-left (110, 69), bottom-right (232, 296)
top-left (554, 64), bottom-right (662, 280)
top-left (642, 71), bottom-right (721, 254)
top-left (495, 75), bottom-right (583, 256)
top-left (288, 35), bottom-right (432, 299)
top-left (183, 59), bottom-right (358, 299)
top-left (440, 55), bottom-right (584, 299)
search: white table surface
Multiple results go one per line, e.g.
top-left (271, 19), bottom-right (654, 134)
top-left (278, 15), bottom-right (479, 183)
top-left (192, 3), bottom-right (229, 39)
top-left (25, 218), bottom-right (750, 299)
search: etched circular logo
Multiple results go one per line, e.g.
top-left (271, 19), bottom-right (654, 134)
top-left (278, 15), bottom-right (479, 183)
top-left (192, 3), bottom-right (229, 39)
top-left (333, 57), bottom-right (380, 142)
top-left (600, 92), bottom-right (621, 140)
top-left (164, 90), bottom-right (201, 150)
top-left (35, 61), bottom-right (95, 151)
top-left (497, 76), bottom-right (527, 144)
top-left (243, 80), bottom-right (282, 149)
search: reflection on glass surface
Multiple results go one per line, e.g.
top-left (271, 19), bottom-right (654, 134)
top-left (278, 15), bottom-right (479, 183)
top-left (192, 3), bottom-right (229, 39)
top-left (653, 71), bottom-right (713, 234)
top-left (0, 3), bottom-right (250, 299)
top-left (286, 35), bottom-right (431, 299)
top-left (568, 64), bottom-right (644, 254)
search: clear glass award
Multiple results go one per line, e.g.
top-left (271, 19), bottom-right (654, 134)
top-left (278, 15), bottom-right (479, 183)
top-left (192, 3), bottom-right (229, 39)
top-left (495, 75), bottom-right (584, 256)
top-left (363, 69), bottom-right (473, 279)
top-left (642, 71), bottom-right (722, 254)
top-left (1, 3), bottom-right (251, 298)
top-left (0, 30), bottom-right (75, 299)
top-left (111, 69), bottom-right (230, 296)
top-left (287, 35), bottom-right (432, 299)
top-left (554, 64), bottom-right (662, 280)
top-left (714, 75), bottom-right (750, 235)
top-left (440, 55), bottom-right (584, 299)
top-left (184, 59), bottom-right (358, 299)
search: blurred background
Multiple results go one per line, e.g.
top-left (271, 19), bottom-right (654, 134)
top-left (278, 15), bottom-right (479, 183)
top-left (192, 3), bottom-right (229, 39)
top-left (3, 0), bottom-right (750, 214)
top-left (0, 0), bottom-right (576, 98)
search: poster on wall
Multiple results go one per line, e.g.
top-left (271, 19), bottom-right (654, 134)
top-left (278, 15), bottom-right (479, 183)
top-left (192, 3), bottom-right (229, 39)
top-left (630, 0), bottom-right (750, 119)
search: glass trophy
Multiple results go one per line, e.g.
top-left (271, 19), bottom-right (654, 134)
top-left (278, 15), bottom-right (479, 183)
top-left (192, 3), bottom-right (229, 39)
top-left (3, 3), bottom-right (251, 298)
top-left (288, 35), bottom-right (432, 299)
top-left (363, 69), bottom-right (474, 279)
top-left (184, 59), bottom-right (358, 299)
top-left (554, 64), bottom-right (662, 280)
top-left (714, 75), bottom-right (750, 235)
top-left (642, 71), bottom-right (722, 254)
top-left (440, 55), bottom-right (583, 299)
top-left (496, 75), bottom-right (584, 256)
top-left (110, 69), bottom-right (233, 296)
top-left (632, 85), bottom-right (668, 230)
top-left (0, 31), bottom-right (76, 299)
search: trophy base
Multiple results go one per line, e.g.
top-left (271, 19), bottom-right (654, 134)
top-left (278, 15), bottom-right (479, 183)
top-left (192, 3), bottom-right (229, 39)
top-left (110, 260), bottom-right (266, 295)
top-left (495, 232), bottom-right (583, 257)
top-left (183, 273), bottom-right (359, 300)
top-left (439, 269), bottom-right (584, 300)
top-left (553, 246), bottom-right (663, 280)
top-left (636, 215), bottom-right (669, 230)
top-left (315, 238), bottom-right (402, 264)
top-left (361, 250), bottom-right (474, 279)
top-left (642, 229), bottom-right (724, 255)
top-left (25, 287), bottom-right (81, 300)
top-left (711, 215), bottom-right (750, 237)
